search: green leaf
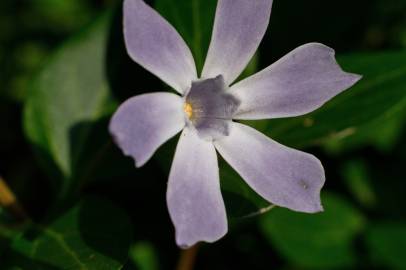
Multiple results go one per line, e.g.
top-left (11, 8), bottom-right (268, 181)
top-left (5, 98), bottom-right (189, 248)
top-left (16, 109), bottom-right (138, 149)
top-left (342, 159), bottom-right (376, 208)
top-left (129, 242), bottom-right (159, 270)
top-left (257, 50), bottom-right (406, 149)
top-left (0, 207), bottom-right (26, 258)
top-left (0, 237), bottom-right (7, 258)
top-left (0, 222), bottom-right (17, 258)
top-left (260, 193), bottom-right (364, 268)
top-left (325, 99), bottom-right (406, 154)
top-left (30, 0), bottom-right (95, 32)
top-left (366, 223), bottom-right (406, 269)
top-left (3, 197), bottom-right (132, 270)
top-left (23, 12), bottom-right (117, 197)
top-left (155, 0), bottom-right (217, 73)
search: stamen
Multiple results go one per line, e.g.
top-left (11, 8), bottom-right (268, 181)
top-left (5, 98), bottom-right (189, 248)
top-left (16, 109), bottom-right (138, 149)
top-left (183, 103), bottom-right (193, 119)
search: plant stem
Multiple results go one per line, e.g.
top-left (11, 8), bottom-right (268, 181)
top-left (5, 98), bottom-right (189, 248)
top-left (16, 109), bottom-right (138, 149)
top-left (0, 176), bottom-right (28, 221)
top-left (176, 244), bottom-right (200, 270)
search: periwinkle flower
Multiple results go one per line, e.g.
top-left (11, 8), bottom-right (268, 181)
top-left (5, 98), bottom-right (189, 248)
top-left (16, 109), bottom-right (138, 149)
top-left (110, 0), bottom-right (361, 248)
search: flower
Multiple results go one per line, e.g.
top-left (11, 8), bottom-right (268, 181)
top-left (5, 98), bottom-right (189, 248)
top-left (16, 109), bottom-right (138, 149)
top-left (110, 0), bottom-right (362, 248)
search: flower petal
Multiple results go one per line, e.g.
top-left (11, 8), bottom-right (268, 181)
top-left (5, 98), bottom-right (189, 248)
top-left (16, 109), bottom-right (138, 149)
top-left (109, 93), bottom-right (185, 167)
top-left (167, 128), bottom-right (227, 248)
top-left (123, 0), bottom-right (197, 93)
top-left (231, 43), bottom-right (362, 120)
top-left (202, 0), bottom-right (273, 84)
top-left (214, 123), bottom-right (325, 213)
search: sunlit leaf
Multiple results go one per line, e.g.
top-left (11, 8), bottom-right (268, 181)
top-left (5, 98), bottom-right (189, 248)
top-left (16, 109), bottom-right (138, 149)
top-left (24, 12), bottom-right (117, 198)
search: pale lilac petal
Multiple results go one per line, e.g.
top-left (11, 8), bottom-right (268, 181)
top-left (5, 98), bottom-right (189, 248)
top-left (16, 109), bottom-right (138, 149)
top-left (124, 0), bottom-right (197, 93)
top-left (202, 0), bottom-right (273, 84)
top-left (167, 128), bottom-right (227, 248)
top-left (231, 43), bottom-right (362, 119)
top-left (214, 123), bottom-right (325, 213)
top-left (109, 93), bottom-right (184, 167)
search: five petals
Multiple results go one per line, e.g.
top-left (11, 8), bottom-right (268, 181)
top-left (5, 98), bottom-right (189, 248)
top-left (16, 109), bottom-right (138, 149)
top-left (114, 0), bottom-right (362, 248)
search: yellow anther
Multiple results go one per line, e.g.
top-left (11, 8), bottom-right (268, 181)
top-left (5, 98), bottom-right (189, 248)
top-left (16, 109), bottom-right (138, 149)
top-left (183, 103), bottom-right (193, 119)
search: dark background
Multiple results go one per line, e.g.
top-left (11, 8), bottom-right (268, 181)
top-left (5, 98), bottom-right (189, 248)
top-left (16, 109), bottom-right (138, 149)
top-left (1, 0), bottom-right (405, 269)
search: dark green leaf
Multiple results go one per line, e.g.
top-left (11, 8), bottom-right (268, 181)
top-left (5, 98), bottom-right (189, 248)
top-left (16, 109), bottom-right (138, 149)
top-left (30, 0), bottom-right (95, 32)
top-left (155, 0), bottom-right (217, 73)
top-left (23, 13), bottom-right (117, 197)
top-left (366, 223), bottom-right (406, 269)
top-left (129, 242), bottom-right (159, 270)
top-left (342, 159), bottom-right (376, 208)
top-left (0, 222), bottom-right (18, 258)
top-left (260, 193), bottom-right (364, 268)
top-left (3, 197), bottom-right (132, 270)
top-left (0, 207), bottom-right (25, 259)
top-left (325, 100), bottom-right (406, 154)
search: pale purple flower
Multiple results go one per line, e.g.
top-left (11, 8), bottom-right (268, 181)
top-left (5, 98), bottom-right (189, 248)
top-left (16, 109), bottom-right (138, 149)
top-left (110, 0), bottom-right (361, 248)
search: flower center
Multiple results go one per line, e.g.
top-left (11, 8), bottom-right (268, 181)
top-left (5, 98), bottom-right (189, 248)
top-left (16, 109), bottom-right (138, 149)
top-left (183, 102), bottom-right (194, 119)
top-left (184, 75), bottom-right (240, 140)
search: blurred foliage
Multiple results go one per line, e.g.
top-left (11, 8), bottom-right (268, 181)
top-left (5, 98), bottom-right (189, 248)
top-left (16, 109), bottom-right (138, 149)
top-left (1, 197), bottom-right (132, 269)
top-left (342, 159), bottom-right (377, 208)
top-left (0, 0), bottom-right (405, 269)
top-left (366, 223), bottom-right (406, 269)
top-left (129, 242), bottom-right (160, 270)
top-left (260, 193), bottom-right (364, 268)
top-left (24, 12), bottom-right (117, 199)
top-left (155, 0), bottom-right (216, 73)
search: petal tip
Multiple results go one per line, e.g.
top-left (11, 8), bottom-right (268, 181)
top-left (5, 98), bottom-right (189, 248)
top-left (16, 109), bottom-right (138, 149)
top-left (298, 200), bottom-right (324, 214)
top-left (318, 203), bottom-right (325, 212)
top-left (175, 231), bottom-right (227, 249)
top-left (108, 128), bottom-right (148, 168)
top-left (342, 72), bottom-right (363, 90)
top-left (351, 73), bottom-right (363, 83)
top-left (174, 223), bottom-right (228, 249)
top-left (297, 198), bottom-right (324, 214)
top-left (175, 238), bottom-right (197, 250)
top-left (310, 200), bottom-right (324, 213)
top-left (303, 42), bottom-right (335, 55)
top-left (134, 159), bottom-right (146, 168)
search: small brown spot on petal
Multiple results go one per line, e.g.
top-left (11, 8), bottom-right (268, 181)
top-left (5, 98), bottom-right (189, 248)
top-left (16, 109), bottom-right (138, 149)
top-left (299, 179), bottom-right (309, 190)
